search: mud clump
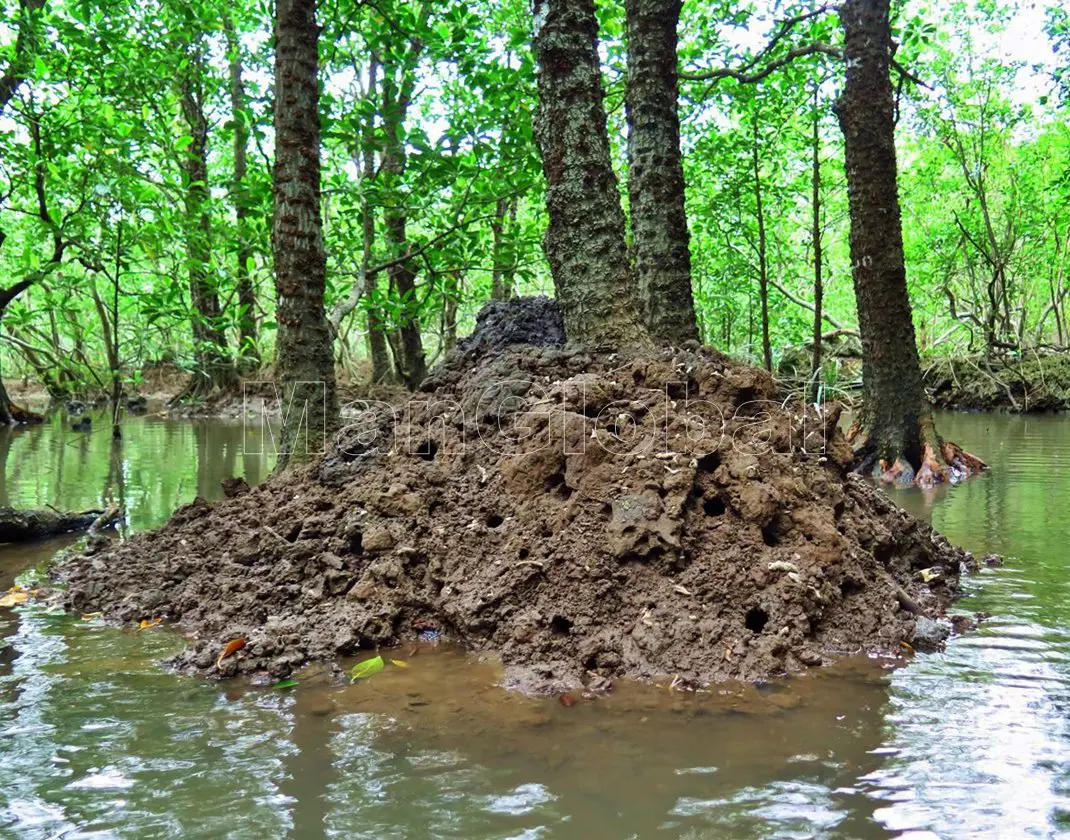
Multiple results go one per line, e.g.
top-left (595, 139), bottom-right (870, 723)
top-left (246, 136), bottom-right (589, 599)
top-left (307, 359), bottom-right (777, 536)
top-left (51, 307), bottom-right (966, 694)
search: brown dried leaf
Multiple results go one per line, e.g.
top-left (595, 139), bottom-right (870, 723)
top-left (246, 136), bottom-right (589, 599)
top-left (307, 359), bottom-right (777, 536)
top-left (216, 637), bottom-right (247, 669)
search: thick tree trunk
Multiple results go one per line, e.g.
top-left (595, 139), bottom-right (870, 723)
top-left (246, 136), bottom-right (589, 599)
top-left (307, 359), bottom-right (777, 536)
top-left (533, 0), bottom-right (649, 348)
top-left (178, 43), bottom-right (235, 395)
top-left (836, 0), bottom-right (984, 486)
top-left (272, 0), bottom-right (338, 470)
top-left (624, 0), bottom-right (698, 345)
top-left (225, 18), bottom-right (259, 372)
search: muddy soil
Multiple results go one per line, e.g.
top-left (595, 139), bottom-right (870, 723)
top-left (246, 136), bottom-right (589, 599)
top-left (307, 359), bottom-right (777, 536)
top-left (49, 298), bottom-right (968, 695)
top-left (925, 352), bottom-right (1070, 412)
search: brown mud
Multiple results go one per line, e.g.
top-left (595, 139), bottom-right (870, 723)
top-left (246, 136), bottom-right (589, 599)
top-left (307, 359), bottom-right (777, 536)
top-left (49, 298), bottom-right (968, 695)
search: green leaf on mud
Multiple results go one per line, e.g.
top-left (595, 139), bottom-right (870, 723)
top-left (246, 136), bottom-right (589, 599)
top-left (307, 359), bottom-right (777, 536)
top-left (350, 655), bottom-right (385, 683)
top-left (273, 679), bottom-right (300, 690)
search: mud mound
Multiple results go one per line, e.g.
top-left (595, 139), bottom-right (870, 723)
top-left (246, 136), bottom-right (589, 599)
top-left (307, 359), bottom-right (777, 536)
top-left (51, 338), bottom-right (966, 695)
top-left (925, 352), bottom-right (1070, 412)
top-left (449, 295), bottom-right (565, 361)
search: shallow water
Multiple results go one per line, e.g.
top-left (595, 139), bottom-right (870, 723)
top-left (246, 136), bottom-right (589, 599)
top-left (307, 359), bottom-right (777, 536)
top-left (0, 410), bottom-right (1068, 838)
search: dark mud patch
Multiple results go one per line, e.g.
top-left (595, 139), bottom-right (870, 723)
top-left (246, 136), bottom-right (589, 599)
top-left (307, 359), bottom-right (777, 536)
top-left (925, 352), bottom-right (1070, 412)
top-left (49, 301), bottom-right (967, 695)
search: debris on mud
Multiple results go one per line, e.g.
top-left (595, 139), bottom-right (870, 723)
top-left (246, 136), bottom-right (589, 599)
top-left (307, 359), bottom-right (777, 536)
top-left (49, 299), bottom-right (969, 695)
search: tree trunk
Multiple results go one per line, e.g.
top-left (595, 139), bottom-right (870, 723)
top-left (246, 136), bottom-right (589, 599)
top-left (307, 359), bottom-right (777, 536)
top-left (0, 280), bottom-right (44, 424)
top-left (624, 0), bottom-right (698, 345)
top-left (361, 57), bottom-right (393, 385)
top-left (490, 196), bottom-right (517, 301)
top-left (810, 87), bottom-right (824, 403)
top-left (442, 271), bottom-right (460, 352)
top-left (0, 505), bottom-right (117, 543)
top-left (178, 39), bottom-right (235, 395)
top-left (751, 116), bottom-right (772, 373)
top-left (380, 63), bottom-right (426, 390)
top-left (835, 0), bottom-right (984, 486)
top-left (272, 0), bottom-right (338, 470)
top-left (532, 0), bottom-right (649, 348)
top-left (0, 0), bottom-right (46, 117)
top-left (225, 17), bottom-right (259, 372)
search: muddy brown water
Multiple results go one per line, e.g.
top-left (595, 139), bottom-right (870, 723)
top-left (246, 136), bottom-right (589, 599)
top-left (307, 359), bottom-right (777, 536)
top-left (0, 410), bottom-right (1068, 838)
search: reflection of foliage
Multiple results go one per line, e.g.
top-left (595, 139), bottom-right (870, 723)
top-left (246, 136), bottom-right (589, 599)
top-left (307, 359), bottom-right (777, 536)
top-left (0, 417), bottom-right (272, 531)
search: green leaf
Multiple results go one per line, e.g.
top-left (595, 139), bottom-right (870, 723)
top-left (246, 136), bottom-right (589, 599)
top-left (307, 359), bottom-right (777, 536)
top-left (350, 654), bottom-right (384, 682)
top-left (273, 678), bottom-right (300, 690)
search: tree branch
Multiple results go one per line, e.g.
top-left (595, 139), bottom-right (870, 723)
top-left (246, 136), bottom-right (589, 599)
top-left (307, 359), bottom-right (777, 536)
top-left (681, 42), bottom-right (842, 84)
top-left (0, 0), bottom-right (46, 117)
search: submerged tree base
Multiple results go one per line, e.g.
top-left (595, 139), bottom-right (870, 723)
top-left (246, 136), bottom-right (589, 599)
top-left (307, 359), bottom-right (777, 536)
top-left (852, 422), bottom-right (988, 489)
top-left (46, 300), bottom-right (974, 695)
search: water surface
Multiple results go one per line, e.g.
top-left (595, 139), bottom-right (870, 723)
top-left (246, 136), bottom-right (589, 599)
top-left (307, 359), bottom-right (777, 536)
top-left (0, 410), bottom-right (1068, 838)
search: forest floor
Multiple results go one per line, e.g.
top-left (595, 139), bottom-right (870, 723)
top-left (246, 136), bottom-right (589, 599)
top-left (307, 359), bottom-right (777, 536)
top-left (44, 299), bottom-right (975, 696)
top-left (924, 351), bottom-right (1070, 412)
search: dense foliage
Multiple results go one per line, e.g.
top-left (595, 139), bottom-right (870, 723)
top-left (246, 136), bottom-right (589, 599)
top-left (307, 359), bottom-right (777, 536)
top-left (0, 0), bottom-right (1064, 400)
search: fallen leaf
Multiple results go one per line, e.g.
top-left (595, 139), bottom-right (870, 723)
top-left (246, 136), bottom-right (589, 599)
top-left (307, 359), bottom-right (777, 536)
top-left (899, 640), bottom-right (916, 655)
top-left (81, 612), bottom-right (103, 621)
top-left (673, 584), bottom-right (692, 596)
top-left (216, 637), bottom-right (247, 669)
top-left (273, 679), bottom-right (300, 690)
top-left (559, 693), bottom-right (576, 707)
top-left (350, 654), bottom-right (384, 683)
top-left (0, 591), bottom-right (29, 608)
top-left (138, 617), bottom-right (162, 630)
top-left (390, 659), bottom-right (409, 668)
top-left (916, 568), bottom-right (941, 583)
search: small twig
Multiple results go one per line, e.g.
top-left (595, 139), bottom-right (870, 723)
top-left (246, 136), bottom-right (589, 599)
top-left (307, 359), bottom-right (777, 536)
top-left (263, 525), bottom-right (289, 545)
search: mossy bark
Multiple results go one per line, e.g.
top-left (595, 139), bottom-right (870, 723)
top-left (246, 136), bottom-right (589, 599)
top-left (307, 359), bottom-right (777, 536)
top-left (624, 0), bottom-right (698, 345)
top-left (272, 0), bottom-right (338, 470)
top-left (836, 0), bottom-right (984, 486)
top-left (533, 0), bottom-right (650, 349)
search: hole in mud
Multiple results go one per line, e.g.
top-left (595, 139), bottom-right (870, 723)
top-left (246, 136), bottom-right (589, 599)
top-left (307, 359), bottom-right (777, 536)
top-left (546, 472), bottom-right (573, 500)
top-left (666, 380), bottom-right (691, 400)
top-left (736, 386), bottom-right (757, 406)
top-left (833, 500), bottom-right (846, 520)
top-left (703, 496), bottom-right (726, 516)
top-left (745, 607), bottom-right (769, 634)
top-left (350, 531), bottom-right (364, 555)
top-left (761, 524), bottom-right (780, 547)
top-left (696, 451), bottom-right (721, 473)
top-left (550, 615), bottom-right (573, 635)
top-left (486, 513), bottom-right (504, 529)
top-left (415, 439), bottom-right (439, 461)
top-left (518, 547), bottom-right (530, 560)
top-left (840, 578), bottom-right (864, 597)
